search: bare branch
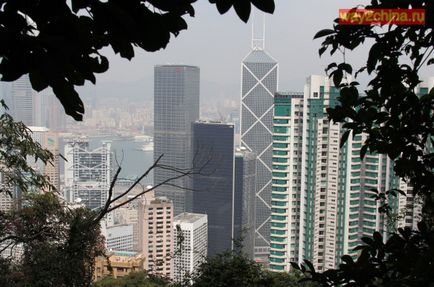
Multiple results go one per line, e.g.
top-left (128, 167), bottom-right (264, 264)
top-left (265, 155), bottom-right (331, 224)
top-left (109, 154), bottom-right (164, 204)
top-left (91, 154), bottom-right (164, 225)
top-left (92, 145), bottom-right (219, 224)
top-left (105, 168), bottom-right (192, 214)
top-left (92, 165), bottom-right (122, 224)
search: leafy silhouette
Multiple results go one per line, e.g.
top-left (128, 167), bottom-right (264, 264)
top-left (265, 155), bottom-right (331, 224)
top-left (315, 0), bottom-right (433, 221)
top-left (292, 1), bottom-right (434, 286)
top-left (0, 0), bottom-right (275, 120)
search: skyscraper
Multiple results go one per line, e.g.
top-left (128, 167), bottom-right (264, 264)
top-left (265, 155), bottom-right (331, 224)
top-left (64, 138), bottom-right (111, 210)
top-left (11, 75), bottom-right (34, 126)
top-left (234, 148), bottom-right (257, 258)
top-left (2, 77), bottom-right (64, 129)
top-left (33, 91), bottom-right (67, 131)
top-left (154, 65), bottom-right (200, 215)
top-left (240, 48), bottom-right (278, 260)
top-left (173, 212), bottom-right (208, 283)
top-left (191, 121), bottom-right (235, 256)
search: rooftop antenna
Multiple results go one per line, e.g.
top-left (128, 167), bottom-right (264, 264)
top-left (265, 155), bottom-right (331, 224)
top-left (251, 9), bottom-right (266, 51)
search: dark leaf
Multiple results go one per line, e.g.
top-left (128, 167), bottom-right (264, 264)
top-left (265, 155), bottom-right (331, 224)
top-left (233, 0), bottom-right (251, 23)
top-left (71, 0), bottom-right (91, 13)
top-left (213, 0), bottom-right (233, 15)
top-left (373, 232), bottom-right (383, 244)
top-left (340, 130), bottom-right (351, 148)
top-left (304, 259), bottom-right (316, 273)
top-left (360, 144), bottom-right (368, 160)
top-left (325, 62), bottom-right (337, 72)
top-left (314, 29), bottom-right (335, 39)
top-left (29, 70), bottom-right (48, 92)
top-left (52, 84), bottom-right (84, 121)
top-left (367, 42), bottom-right (381, 74)
top-left (341, 255), bottom-right (354, 265)
top-left (333, 68), bottom-right (343, 87)
top-left (319, 46), bottom-right (327, 57)
top-left (290, 262), bottom-right (300, 270)
top-left (251, 0), bottom-right (275, 14)
top-left (361, 236), bottom-right (374, 246)
top-left (338, 63), bottom-right (353, 74)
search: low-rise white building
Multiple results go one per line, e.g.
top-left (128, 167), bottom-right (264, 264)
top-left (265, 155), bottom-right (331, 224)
top-left (103, 224), bottom-right (134, 252)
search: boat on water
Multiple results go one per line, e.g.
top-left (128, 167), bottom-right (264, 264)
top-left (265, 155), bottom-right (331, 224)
top-left (133, 135), bottom-right (154, 152)
top-left (134, 135), bottom-right (152, 142)
top-left (139, 142), bottom-right (154, 152)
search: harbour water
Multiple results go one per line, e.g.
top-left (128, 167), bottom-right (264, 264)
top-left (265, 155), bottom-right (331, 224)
top-left (60, 135), bottom-right (154, 186)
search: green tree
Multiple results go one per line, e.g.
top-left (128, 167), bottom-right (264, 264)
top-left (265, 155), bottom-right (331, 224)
top-left (293, 0), bottom-right (434, 286)
top-left (0, 193), bottom-right (105, 287)
top-left (0, 1), bottom-right (276, 285)
top-left (191, 250), bottom-right (271, 287)
top-left (94, 271), bottom-right (168, 287)
top-left (0, 0), bottom-right (275, 120)
top-left (0, 101), bottom-right (54, 196)
top-left (189, 250), bottom-right (312, 287)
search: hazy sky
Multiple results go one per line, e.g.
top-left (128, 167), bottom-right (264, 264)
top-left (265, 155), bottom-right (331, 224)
top-left (83, 0), bottom-right (432, 107)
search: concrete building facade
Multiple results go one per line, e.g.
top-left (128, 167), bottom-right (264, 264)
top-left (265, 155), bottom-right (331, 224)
top-left (103, 224), bottom-right (135, 252)
top-left (138, 196), bottom-right (174, 279)
top-left (173, 212), bottom-right (208, 283)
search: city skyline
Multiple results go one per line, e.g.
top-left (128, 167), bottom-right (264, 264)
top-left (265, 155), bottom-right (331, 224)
top-left (73, 0), bottom-right (378, 110)
top-left (0, 0), bottom-right (432, 285)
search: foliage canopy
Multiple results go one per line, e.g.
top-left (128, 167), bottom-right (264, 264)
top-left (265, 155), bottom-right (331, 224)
top-left (293, 1), bottom-right (434, 286)
top-left (0, 0), bottom-right (274, 120)
top-left (315, 0), bottom-right (433, 219)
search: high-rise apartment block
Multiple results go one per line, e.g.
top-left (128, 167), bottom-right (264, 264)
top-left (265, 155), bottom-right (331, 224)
top-left (173, 212), bottom-right (208, 283)
top-left (191, 121), bottom-right (235, 256)
top-left (241, 48), bottom-right (278, 260)
top-left (28, 126), bottom-right (60, 191)
top-left (64, 138), bottom-right (111, 210)
top-left (138, 196), bottom-right (174, 278)
top-left (110, 182), bottom-right (154, 252)
top-left (154, 65), bottom-right (200, 215)
top-left (269, 75), bottom-right (429, 272)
